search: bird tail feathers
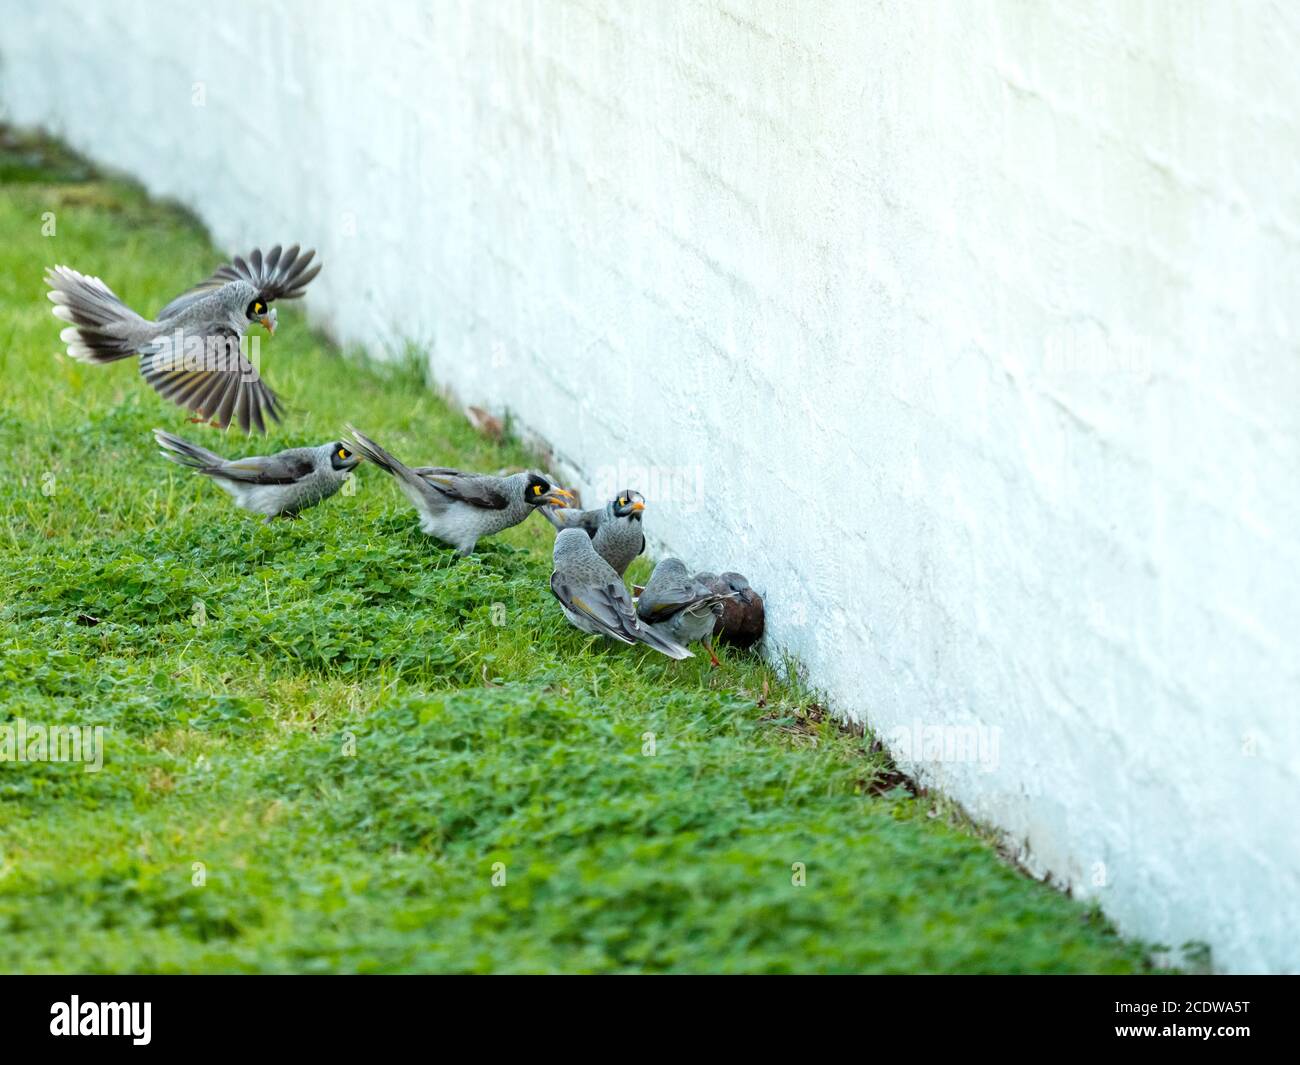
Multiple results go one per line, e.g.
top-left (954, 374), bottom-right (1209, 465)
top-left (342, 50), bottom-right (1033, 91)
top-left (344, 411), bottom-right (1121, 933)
top-left (637, 624), bottom-right (694, 660)
top-left (153, 429), bottom-right (224, 470)
top-left (45, 265), bottom-right (153, 363)
top-left (345, 425), bottom-right (416, 482)
top-left (539, 505), bottom-right (570, 531)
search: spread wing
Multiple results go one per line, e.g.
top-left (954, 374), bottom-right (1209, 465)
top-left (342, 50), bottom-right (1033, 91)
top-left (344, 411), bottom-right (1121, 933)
top-left (154, 283), bottom-right (224, 321)
top-left (157, 244), bottom-right (321, 318)
top-left (412, 467), bottom-right (509, 509)
top-left (550, 573), bottom-right (640, 644)
top-left (203, 450), bottom-right (316, 485)
top-left (139, 327), bottom-right (284, 433)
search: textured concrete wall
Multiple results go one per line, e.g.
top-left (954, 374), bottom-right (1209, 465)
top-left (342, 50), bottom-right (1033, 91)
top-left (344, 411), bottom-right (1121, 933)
top-left (3, 1), bottom-right (1297, 973)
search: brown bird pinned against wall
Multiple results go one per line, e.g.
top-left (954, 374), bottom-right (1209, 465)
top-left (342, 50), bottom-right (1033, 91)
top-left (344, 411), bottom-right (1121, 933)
top-left (706, 572), bottom-right (764, 648)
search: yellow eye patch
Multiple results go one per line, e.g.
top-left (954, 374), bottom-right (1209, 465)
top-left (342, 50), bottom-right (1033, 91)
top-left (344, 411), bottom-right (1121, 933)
top-left (618, 497), bottom-right (626, 506)
top-left (533, 485), bottom-right (542, 495)
top-left (337, 448), bottom-right (348, 460)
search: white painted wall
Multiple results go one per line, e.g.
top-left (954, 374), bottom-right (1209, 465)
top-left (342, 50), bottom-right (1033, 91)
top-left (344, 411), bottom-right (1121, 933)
top-left (3, 0), bottom-right (1297, 973)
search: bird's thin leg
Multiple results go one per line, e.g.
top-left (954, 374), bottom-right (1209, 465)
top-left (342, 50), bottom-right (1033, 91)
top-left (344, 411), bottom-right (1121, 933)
top-left (705, 635), bottom-right (721, 669)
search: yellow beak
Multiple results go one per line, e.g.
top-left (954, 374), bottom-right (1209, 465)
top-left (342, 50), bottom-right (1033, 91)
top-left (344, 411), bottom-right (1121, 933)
top-left (541, 487), bottom-right (576, 508)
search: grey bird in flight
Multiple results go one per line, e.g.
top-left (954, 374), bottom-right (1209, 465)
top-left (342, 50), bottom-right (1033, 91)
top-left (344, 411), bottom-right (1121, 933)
top-left (636, 558), bottom-right (735, 667)
top-left (550, 528), bottom-right (693, 659)
top-left (541, 488), bottom-right (645, 576)
top-left (46, 245), bottom-right (322, 432)
top-left (346, 425), bottom-right (575, 554)
top-left (153, 429), bottom-right (360, 521)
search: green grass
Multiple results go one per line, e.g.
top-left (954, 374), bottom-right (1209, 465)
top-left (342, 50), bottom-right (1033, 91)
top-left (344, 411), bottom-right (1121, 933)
top-left (0, 127), bottom-right (1154, 973)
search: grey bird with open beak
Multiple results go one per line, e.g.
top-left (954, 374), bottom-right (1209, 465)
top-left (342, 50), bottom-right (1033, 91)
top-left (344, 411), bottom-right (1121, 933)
top-left (636, 559), bottom-right (735, 667)
top-left (153, 429), bottom-right (360, 521)
top-left (550, 529), bottom-right (693, 659)
top-left (541, 488), bottom-right (645, 576)
top-left (46, 245), bottom-right (322, 432)
top-left (346, 425), bottom-right (574, 554)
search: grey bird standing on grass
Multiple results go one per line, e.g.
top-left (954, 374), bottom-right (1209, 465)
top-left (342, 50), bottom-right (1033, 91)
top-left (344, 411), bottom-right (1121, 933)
top-left (46, 245), bottom-right (322, 431)
top-left (154, 429), bottom-right (360, 521)
top-left (636, 558), bottom-right (734, 667)
top-left (541, 489), bottom-right (646, 576)
top-left (346, 425), bottom-right (575, 554)
top-left (550, 529), bottom-right (693, 659)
